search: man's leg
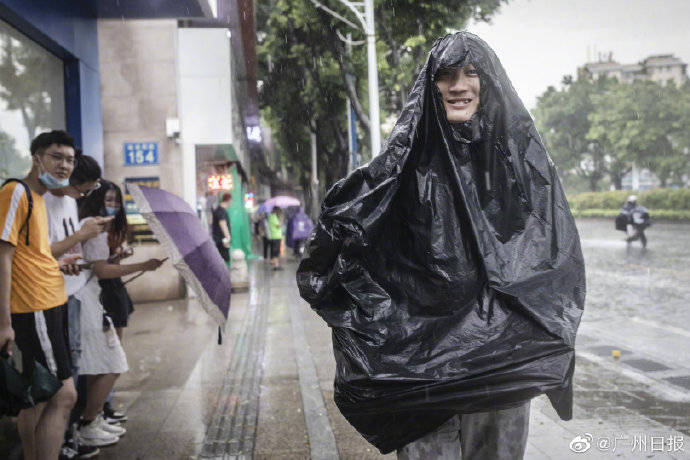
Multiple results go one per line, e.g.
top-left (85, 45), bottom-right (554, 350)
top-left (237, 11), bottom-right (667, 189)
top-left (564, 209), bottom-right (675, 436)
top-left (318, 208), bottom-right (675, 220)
top-left (12, 305), bottom-right (76, 459)
top-left (16, 402), bottom-right (46, 460)
top-left (459, 400), bottom-right (531, 460)
top-left (34, 377), bottom-right (77, 458)
top-left (640, 229), bottom-right (647, 248)
top-left (397, 415), bottom-right (461, 460)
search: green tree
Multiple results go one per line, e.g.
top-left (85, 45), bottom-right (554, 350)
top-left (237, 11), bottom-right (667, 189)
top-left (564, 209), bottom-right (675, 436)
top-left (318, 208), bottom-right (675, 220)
top-left (0, 131), bottom-right (28, 180)
top-left (256, 0), bottom-right (507, 212)
top-left (0, 33), bottom-right (61, 143)
top-left (588, 80), bottom-right (689, 188)
top-left (533, 76), bottom-right (615, 191)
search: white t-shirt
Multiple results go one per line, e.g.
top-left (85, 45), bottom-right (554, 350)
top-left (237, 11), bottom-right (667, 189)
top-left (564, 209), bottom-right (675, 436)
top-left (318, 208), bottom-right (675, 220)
top-left (81, 230), bottom-right (110, 264)
top-left (44, 193), bottom-right (88, 296)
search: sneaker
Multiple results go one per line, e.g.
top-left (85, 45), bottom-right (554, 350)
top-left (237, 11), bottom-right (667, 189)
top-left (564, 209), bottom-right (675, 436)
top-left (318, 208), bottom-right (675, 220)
top-left (103, 402), bottom-right (128, 423)
top-left (76, 444), bottom-right (100, 459)
top-left (59, 444), bottom-right (78, 460)
top-left (96, 414), bottom-right (126, 436)
top-left (61, 438), bottom-right (102, 458)
top-left (77, 420), bottom-right (119, 447)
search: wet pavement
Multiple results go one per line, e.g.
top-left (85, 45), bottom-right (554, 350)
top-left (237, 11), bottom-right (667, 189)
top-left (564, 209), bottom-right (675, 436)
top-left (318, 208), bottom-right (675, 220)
top-left (1, 218), bottom-right (689, 459)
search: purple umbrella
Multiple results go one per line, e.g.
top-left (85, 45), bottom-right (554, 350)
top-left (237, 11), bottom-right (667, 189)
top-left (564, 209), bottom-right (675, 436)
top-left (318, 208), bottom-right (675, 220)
top-left (128, 184), bottom-right (230, 327)
top-left (256, 195), bottom-right (300, 214)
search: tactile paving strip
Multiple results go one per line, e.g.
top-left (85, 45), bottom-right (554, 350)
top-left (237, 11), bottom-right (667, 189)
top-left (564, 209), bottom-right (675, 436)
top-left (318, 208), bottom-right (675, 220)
top-left (200, 267), bottom-right (269, 458)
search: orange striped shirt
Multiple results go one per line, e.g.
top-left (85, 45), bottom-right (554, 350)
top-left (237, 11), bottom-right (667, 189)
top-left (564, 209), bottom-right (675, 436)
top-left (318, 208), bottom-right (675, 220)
top-left (0, 182), bottom-right (67, 313)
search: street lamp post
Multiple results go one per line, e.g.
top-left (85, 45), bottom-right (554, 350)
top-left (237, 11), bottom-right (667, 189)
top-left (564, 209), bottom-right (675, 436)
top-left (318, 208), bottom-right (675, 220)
top-left (310, 0), bottom-right (381, 156)
top-left (363, 0), bottom-right (380, 156)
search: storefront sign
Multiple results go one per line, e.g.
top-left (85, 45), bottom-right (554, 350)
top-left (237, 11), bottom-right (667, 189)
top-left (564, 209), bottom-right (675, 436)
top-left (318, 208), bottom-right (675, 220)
top-left (207, 174), bottom-right (233, 191)
top-left (124, 142), bottom-right (158, 166)
top-left (124, 176), bottom-right (160, 242)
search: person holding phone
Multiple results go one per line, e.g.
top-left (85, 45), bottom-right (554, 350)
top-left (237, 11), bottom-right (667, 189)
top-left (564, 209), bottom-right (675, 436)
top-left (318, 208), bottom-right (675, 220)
top-left (44, 152), bottom-right (111, 458)
top-left (71, 180), bottom-right (165, 447)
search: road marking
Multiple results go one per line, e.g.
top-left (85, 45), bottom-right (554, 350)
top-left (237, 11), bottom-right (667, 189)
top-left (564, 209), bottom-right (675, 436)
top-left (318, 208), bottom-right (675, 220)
top-left (631, 316), bottom-right (690, 339)
top-left (578, 350), bottom-right (690, 402)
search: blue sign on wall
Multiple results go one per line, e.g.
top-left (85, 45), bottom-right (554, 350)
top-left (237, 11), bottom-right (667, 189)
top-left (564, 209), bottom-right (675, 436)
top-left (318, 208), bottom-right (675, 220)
top-left (124, 142), bottom-right (158, 166)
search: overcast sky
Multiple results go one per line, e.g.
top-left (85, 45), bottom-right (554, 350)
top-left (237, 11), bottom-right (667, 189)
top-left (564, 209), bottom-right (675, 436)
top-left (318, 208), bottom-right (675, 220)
top-left (466, 0), bottom-right (690, 109)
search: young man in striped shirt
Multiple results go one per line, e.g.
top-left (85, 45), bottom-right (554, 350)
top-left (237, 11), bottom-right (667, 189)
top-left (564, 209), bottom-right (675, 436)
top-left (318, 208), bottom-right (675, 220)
top-left (0, 131), bottom-right (81, 460)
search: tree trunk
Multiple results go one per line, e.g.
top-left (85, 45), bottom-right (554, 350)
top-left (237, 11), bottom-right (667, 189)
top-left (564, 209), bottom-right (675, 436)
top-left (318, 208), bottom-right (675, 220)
top-left (588, 175), bottom-right (599, 192)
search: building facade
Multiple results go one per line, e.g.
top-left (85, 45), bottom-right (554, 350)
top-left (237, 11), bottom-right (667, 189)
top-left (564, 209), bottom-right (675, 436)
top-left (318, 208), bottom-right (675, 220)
top-left (0, 1), bottom-right (261, 302)
top-left (579, 53), bottom-right (688, 86)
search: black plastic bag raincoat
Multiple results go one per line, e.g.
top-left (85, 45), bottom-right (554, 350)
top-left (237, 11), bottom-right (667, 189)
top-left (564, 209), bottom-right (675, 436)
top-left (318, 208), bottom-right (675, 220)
top-left (296, 32), bottom-right (585, 453)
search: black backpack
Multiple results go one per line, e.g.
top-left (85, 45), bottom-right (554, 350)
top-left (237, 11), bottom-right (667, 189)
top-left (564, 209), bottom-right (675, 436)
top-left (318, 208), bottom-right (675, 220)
top-left (2, 179), bottom-right (33, 246)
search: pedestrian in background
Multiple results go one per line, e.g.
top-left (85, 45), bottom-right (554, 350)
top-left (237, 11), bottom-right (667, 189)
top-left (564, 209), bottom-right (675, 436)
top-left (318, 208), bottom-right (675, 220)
top-left (268, 207), bottom-right (283, 270)
top-left (211, 192), bottom-right (232, 264)
top-left (287, 208), bottom-right (313, 257)
top-left (261, 212), bottom-right (271, 261)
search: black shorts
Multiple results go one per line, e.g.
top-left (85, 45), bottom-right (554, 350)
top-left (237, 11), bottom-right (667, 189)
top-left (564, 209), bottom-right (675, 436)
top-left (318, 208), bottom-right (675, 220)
top-left (270, 239), bottom-right (281, 258)
top-left (11, 303), bottom-right (72, 381)
top-left (99, 278), bottom-right (134, 328)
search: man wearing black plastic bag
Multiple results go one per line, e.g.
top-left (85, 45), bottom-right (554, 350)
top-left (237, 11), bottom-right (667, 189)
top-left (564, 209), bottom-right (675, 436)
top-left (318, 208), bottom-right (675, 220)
top-left (297, 32), bottom-right (585, 458)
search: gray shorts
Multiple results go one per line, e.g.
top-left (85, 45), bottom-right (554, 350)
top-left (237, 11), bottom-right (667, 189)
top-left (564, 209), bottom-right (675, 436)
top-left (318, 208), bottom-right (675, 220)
top-left (67, 295), bottom-right (81, 382)
top-left (397, 401), bottom-right (531, 460)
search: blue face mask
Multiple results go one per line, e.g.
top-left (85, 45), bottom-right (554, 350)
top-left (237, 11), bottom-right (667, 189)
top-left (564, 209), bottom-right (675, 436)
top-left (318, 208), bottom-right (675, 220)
top-left (105, 206), bottom-right (120, 216)
top-left (37, 158), bottom-right (69, 190)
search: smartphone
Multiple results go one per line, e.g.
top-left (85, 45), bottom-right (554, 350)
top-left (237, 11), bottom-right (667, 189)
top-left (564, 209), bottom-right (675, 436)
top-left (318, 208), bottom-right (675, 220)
top-left (77, 261), bottom-right (93, 270)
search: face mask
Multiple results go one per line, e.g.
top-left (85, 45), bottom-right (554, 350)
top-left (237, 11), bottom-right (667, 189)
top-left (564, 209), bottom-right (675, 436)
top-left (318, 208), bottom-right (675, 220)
top-left (37, 158), bottom-right (69, 190)
top-left (105, 206), bottom-right (120, 216)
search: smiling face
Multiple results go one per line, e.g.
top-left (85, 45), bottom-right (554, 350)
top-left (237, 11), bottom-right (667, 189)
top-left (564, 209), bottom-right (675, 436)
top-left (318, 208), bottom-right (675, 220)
top-left (435, 64), bottom-right (480, 123)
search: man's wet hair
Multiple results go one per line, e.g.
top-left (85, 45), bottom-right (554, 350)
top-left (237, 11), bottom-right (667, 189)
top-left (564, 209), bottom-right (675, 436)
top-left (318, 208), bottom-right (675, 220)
top-left (434, 62), bottom-right (474, 82)
top-left (30, 130), bottom-right (75, 155)
top-left (70, 153), bottom-right (102, 186)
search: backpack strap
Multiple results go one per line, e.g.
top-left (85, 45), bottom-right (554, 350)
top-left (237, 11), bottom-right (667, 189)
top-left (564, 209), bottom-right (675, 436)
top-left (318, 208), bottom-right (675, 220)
top-left (2, 179), bottom-right (33, 246)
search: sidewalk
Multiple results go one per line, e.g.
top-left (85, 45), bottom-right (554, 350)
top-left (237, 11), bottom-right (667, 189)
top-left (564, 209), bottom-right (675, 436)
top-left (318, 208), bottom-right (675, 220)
top-left (91, 260), bottom-right (688, 459)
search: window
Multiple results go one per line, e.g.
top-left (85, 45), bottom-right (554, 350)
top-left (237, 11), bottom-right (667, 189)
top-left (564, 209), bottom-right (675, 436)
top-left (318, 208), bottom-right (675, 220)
top-left (0, 20), bottom-right (65, 180)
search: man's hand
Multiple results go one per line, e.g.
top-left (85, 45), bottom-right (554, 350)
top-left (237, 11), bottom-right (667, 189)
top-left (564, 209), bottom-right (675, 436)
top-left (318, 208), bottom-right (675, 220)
top-left (222, 236), bottom-right (231, 248)
top-left (0, 323), bottom-right (14, 356)
top-left (0, 242), bottom-right (15, 355)
top-left (0, 322), bottom-right (14, 356)
top-left (78, 216), bottom-right (114, 241)
top-left (59, 253), bottom-right (83, 276)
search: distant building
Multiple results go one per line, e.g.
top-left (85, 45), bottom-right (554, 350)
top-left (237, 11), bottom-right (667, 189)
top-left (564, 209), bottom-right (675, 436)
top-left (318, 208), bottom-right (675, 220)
top-left (578, 53), bottom-right (687, 86)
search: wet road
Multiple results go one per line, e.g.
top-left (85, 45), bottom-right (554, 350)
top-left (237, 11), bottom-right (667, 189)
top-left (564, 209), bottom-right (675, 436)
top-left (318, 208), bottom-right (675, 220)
top-left (2, 218), bottom-right (680, 459)
top-left (577, 218), bottom-right (690, 326)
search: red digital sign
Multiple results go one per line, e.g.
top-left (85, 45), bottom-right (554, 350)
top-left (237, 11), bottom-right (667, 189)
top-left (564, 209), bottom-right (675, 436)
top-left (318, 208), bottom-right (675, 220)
top-left (207, 174), bottom-right (234, 191)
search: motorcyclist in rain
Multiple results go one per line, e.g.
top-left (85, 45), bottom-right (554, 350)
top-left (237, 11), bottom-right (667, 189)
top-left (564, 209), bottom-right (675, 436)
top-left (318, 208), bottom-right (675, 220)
top-left (620, 195), bottom-right (650, 248)
top-left (298, 32), bottom-right (584, 460)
